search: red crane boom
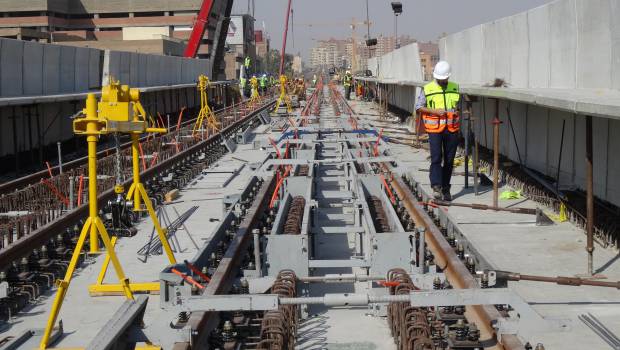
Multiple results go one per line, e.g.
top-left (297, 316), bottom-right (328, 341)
top-left (279, 0), bottom-right (293, 75)
top-left (183, 0), bottom-right (215, 58)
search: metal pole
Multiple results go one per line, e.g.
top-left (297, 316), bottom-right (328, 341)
top-left (492, 99), bottom-right (500, 207)
top-left (418, 227), bottom-right (426, 274)
top-left (556, 119), bottom-right (566, 192)
top-left (253, 229), bottom-right (262, 277)
top-left (57, 141), bottom-right (63, 174)
top-left (69, 176), bottom-right (74, 210)
top-left (586, 115), bottom-right (594, 276)
top-left (86, 94), bottom-right (100, 253)
top-left (366, 0), bottom-right (371, 39)
top-left (278, 0), bottom-right (293, 76)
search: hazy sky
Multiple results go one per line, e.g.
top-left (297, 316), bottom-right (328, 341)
top-left (232, 0), bottom-right (554, 59)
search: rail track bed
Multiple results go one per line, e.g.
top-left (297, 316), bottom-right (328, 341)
top-left (1, 83), bottom-right (619, 350)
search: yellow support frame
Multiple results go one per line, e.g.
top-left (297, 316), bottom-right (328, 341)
top-left (192, 75), bottom-right (220, 138)
top-left (40, 94), bottom-right (134, 349)
top-left (88, 237), bottom-right (160, 296)
top-left (41, 81), bottom-right (171, 349)
top-left (274, 74), bottom-right (292, 114)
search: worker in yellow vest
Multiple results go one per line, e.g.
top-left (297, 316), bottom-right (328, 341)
top-left (415, 61), bottom-right (460, 201)
top-left (240, 76), bottom-right (247, 98)
top-left (343, 70), bottom-right (353, 100)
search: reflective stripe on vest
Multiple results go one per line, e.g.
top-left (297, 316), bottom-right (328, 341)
top-left (422, 81), bottom-right (460, 133)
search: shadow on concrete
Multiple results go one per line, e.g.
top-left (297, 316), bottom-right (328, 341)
top-left (595, 253), bottom-right (620, 274)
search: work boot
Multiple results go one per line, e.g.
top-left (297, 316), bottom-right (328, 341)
top-left (432, 186), bottom-right (443, 200)
top-left (442, 186), bottom-right (452, 202)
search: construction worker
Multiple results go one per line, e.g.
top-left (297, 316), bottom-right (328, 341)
top-left (244, 56), bottom-right (251, 75)
top-left (343, 70), bottom-right (353, 100)
top-left (259, 74), bottom-right (267, 95)
top-left (415, 61), bottom-right (460, 201)
top-left (312, 74), bottom-right (317, 87)
top-left (240, 75), bottom-right (247, 98)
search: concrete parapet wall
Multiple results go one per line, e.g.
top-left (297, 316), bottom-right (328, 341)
top-left (0, 38), bottom-right (210, 98)
top-left (439, 0), bottom-right (620, 90)
top-left (367, 43), bottom-right (423, 82)
top-left (471, 99), bottom-right (620, 206)
top-left (104, 50), bottom-right (209, 87)
top-left (0, 39), bottom-right (101, 97)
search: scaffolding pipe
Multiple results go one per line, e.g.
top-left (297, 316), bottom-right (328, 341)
top-left (586, 115), bottom-right (594, 276)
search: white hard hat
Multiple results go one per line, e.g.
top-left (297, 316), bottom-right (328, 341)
top-left (433, 61), bottom-right (451, 80)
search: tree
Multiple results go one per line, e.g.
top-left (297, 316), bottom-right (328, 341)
top-left (263, 49), bottom-right (294, 76)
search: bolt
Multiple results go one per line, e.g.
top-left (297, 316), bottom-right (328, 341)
top-left (455, 319), bottom-right (467, 341)
top-left (457, 243), bottom-right (465, 259)
top-left (433, 276), bottom-right (442, 290)
top-left (468, 323), bottom-right (480, 341)
top-left (447, 232), bottom-right (456, 247)
top-left (466, 256), bottom-right (475, 274)
top-left (240, 278), bottom-right (249, 294)
top-left (209, 252), bottom-right (218, 268)
top-left (222, 320), bottom-right (234, 343)
top-left (20, 257), bottom-right (29, 274)
top-left (535, 344), bottom-right (545, 350)
top-left (178, 311), bottom-right (189, 323)
top-left (481, 273), bottom-right (489, 288)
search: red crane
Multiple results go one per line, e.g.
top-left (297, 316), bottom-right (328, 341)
top-left (279, 0), bottom-right (293, 75)
top-left (183, 0), bottom-right (215, 58)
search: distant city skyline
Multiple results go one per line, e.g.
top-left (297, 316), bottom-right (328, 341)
top-left (232, 0), bottom-right (553, 60)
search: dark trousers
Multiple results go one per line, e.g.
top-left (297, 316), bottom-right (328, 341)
top-left (428, 130), bottom-right (460, 188)
top-left (345, 86), bottom-right (351, 100)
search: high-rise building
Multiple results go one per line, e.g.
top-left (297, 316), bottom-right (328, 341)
top-left (223, 14), bottom-right (256, 80)
top-left (309, 38), bottom-right (348, 69)
top-left (292, 55), bottom-right (303, 74)
top-left (418, 41), bottom-right (439, 81)
top-left (0, 0), bottom-right (239, 60)
top-left (310, 35), bottom-right (417, 71)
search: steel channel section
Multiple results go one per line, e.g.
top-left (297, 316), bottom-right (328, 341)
top-left (185, 175), bottom-right (277, 349)
top-left (0, 101), bottom-right (275, 271)
top-left (390, 176), bottom-right (523, 350)
top-left (86, 296), bottom-right (149, 350)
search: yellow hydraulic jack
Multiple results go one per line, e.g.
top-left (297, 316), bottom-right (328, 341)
top-left (192, 74), bottom-right (220, 138)
top-left (249, 75), bottom-right (262, 107)
top-left (273, 74), bottom-right (292, 114)
top-left (39, 81), bottom-right (174, 349)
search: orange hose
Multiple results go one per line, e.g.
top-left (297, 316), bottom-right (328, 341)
top-left (171, 268), bottom-right (205, 289)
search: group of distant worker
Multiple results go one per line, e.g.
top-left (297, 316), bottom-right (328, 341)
top-left (341, 60), bottom-right (460, 202)
top-left (239, 73), bottom-right (276, 98)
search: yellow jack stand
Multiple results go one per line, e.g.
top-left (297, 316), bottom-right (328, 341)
top-left (274, 74), bottom-right (292, 114)
top-left (249, 75), bottom-right (262, 108)
top-left (192, 75), bottom-right (220, 138)
top-left (40, 81), bottom-right (170, 349)
top-left (40, 93), bottom-right (134, 349)
top-left (88, 82), bottom-right (177, 296)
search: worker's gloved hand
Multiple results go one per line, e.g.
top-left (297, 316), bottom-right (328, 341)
top-left (436, 110), bottom-right (447, 117)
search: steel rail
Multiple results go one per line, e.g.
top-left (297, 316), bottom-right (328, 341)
top-left (0, 100), bottom-right (275, 271)
top-left (185, 175), bottom-right (277, 349)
